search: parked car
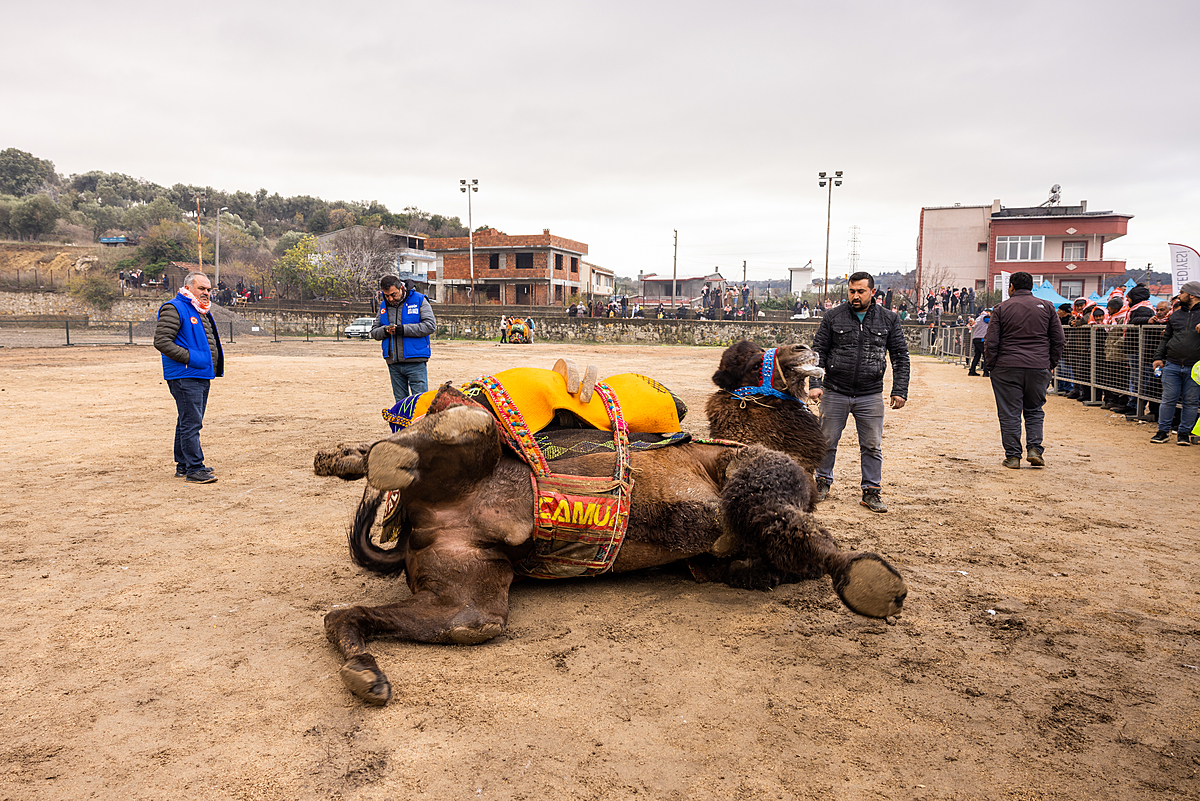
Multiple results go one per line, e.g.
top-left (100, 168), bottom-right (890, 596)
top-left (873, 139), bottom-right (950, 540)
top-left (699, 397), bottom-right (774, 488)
top-left (344, 317), bottom-right (376, 339)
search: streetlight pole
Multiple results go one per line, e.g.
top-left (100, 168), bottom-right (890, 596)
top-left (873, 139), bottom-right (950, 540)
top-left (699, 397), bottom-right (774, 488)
top-left (460, 179), bottom-right (478, 307)
top-left (215, 206), bottom-right (228, 289)
top-left (818, 171), bottom-right (843, 307)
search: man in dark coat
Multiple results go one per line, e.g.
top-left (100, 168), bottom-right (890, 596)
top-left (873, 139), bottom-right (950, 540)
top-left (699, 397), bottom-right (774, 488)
top-left (809, 271), bottom-right (910, 513)
top-left (984, 271), bottom-right (1065, 468)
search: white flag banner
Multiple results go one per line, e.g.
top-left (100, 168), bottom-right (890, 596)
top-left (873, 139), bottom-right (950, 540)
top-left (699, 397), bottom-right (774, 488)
top-left (1000, 270), bottom-right (1011, 301)
top-left (1169, 243), bottom-right (1199, 295)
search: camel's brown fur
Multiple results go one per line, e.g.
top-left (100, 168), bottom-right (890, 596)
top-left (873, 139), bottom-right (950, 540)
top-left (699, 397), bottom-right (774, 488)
top-left (706, 341), bottom-right (828, 472)
top-left (315, 342), bottom-right (905, 706)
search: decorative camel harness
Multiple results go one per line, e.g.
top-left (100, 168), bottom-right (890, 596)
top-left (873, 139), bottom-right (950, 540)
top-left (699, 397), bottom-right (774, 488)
top-left (728, 347), bottom-right (796, 405)
top-left (380, 361), bottom-right (725, 579)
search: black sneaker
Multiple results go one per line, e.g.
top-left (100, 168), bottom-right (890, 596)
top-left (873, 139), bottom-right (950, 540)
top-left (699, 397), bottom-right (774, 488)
top-left (1150, 431), bottom-right (1170, 444)
top-left (1179, 433), bottom-right (1193, 447)
top-left (177, 466), bottom-right (213, 478)
top-left (815, 476), bottom-right (831, 503)
top-left (860, 489), bottom-right (887, 513)
top-left (186, 471), bottom-right (218, 484)
top-left (1026, 448), bottom-right (1045, 467)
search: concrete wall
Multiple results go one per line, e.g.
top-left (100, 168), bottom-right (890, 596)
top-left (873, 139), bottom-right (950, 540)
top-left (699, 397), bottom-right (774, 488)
top-left (919, 205), bottom-right (992, 290)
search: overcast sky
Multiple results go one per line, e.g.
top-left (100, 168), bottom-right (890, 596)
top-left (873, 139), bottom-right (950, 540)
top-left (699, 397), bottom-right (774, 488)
top-left (4, 0), bottom-right (1197, 282)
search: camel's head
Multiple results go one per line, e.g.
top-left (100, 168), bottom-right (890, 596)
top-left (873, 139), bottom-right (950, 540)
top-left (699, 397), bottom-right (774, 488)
top-left (712, 341), bottom-right (824, 399)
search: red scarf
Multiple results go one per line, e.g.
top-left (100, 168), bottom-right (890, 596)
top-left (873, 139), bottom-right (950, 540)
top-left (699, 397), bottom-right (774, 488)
top-left (179, 286), bottom-right (211, 315)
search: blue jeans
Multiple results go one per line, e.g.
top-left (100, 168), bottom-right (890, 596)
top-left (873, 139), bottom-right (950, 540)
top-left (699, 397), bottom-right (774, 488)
top-left (1157, 361), bottom-right (1199, 435)
top-left (1055, 359), bottom-right (1075, 393)
top-left (990, 367), bottom-right (1051, 458)
top-left (388, 361), bottom-right (429, 404)
top-left (816, 390), bottom-right (884, 490)
top-left (167, 378), bottom-right (210, 473)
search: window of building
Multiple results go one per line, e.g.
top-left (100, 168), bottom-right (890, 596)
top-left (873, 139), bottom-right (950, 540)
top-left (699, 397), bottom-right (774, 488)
top-left (995, 235), bottom-right (1044, 261)
top-left (570, 257), bottom-right (578, 273)
top-left (555, 253), bottom-right (563, 271)
top-left (515, 253), bottom-right (533, 269)
top-left (489, 253), bottom-right (500, 270)
top-left (977, 242), bottom-right (988, 252)
top-left (1062, 241), bottom-right (1086, 261)
top-left (1060, 279), bottom-right (1083, 299)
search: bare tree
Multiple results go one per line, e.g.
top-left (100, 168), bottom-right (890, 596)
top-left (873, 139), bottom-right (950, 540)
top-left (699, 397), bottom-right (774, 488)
top-left (329, 227), bottom-right (399, 298)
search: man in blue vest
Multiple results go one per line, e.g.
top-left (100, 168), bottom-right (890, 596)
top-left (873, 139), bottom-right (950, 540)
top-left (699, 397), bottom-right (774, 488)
top-left (154, 272), bottom-right (224, 484)
top-left (372, 275), bottom-right (436, 403)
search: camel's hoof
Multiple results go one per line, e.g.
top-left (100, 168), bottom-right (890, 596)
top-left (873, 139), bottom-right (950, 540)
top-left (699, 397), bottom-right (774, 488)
top-left (340, 655), bottom-right (392, 706)
top-left (449, 621), bottom-right (503, 644)
top-left (429, 405), bottom-right (494, 444)
top-left (834, 553), bottom-right (907, 619)
top-left (366, 441), bottom-right (420, 490)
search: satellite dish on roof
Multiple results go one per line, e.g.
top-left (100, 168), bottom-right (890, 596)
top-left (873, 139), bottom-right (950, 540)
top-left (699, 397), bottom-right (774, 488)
top-left (1051, 184), bottom-right (1061, 193)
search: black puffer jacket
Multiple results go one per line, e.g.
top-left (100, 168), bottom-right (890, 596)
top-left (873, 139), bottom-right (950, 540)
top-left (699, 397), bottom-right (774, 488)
top-left (811, 302), bottom-right (910, 399)
top-left (1154, 300), bottom-right (1200, 367)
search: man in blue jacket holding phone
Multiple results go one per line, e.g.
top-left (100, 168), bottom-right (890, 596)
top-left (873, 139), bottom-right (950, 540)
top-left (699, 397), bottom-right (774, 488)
top-left (372, 275), bottom-right (437, 403)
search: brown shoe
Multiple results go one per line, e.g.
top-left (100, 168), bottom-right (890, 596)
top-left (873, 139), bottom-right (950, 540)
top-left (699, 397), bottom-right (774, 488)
top-left (1026, 447), bottom-right (1045, 467)
top-left (1002, 457), bottom-right (1021, 469)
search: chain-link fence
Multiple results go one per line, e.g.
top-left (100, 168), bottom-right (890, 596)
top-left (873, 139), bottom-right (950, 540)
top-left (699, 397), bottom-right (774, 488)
top-left (924, 324), bottom-right (1169, 418)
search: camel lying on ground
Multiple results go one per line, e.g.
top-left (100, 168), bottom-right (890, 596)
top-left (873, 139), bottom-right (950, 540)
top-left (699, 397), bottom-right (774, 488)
top-left (314, 341), bottom-right (906, 705)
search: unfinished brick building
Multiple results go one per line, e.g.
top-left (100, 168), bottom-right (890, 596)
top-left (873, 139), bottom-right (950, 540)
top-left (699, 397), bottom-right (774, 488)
top-left (426, 228), bottom-right (598, 306)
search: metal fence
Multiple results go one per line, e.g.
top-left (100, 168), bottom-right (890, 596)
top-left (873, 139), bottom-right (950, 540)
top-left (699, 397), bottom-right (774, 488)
top-left (926, 324), bottom-right (1169, 418)
top-left (0, 320), bottom-right (241, 348)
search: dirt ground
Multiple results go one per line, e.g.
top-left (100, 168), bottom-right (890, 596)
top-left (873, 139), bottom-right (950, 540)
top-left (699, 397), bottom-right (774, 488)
top-left (1, 337), bottom-right (1197, 801)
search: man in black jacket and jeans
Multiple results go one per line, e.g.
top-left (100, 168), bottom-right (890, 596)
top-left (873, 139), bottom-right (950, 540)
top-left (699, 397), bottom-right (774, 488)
top-left (1151, 280), bottom-right (1200, 445)
top-left (984, 271), bottom-right (1065, 468)
top-left (808, 272), bottom-right (910, 513)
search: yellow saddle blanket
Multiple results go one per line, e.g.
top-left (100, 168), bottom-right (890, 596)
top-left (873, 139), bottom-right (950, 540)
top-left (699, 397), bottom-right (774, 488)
top-left (384, 368), bottom-right (684, 435)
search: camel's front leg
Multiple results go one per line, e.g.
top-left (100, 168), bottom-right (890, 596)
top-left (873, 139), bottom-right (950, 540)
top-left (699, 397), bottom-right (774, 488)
top-left (324, 556), bottom-right (514, 706)
top-left (720, 445), bottom-right (907, 618)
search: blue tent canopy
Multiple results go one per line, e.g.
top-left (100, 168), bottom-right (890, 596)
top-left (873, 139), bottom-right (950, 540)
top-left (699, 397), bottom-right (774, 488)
top-left (1032, 280), bottom-right (1072, 307)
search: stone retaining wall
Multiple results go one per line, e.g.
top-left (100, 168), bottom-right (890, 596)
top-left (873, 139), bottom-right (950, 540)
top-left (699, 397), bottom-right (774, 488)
top-left (0, 291), bottom-right (928, 351)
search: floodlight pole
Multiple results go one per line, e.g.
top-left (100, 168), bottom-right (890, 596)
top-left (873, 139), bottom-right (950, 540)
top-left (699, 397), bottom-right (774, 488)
top-left (460, 179), bottom-right (478, 306)
top-left (818, 171), bottom-right (843, 306)
top-left (216, 206), bottom-right (228, 288)
top-left (672, 229), bottom-right (678, 311)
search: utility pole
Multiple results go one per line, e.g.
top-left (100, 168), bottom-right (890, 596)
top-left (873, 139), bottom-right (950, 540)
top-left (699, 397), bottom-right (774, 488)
top-left (672, 230), bottom-right (678, 312)
top-left (191, 191), bottom-right (205, 273)
top-left (216, 206), bottom-right (228, 289)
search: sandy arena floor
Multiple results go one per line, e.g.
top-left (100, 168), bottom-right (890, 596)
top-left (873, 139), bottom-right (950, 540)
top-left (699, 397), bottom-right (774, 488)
top-left (0, 337), bottom-right (1197, 800)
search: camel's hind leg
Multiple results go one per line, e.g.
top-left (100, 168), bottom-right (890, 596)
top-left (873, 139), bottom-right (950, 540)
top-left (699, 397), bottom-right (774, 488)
top-left (719, 445), bottom-right (907, 618)
top-left (324, 554), bottom-right (513, 706)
